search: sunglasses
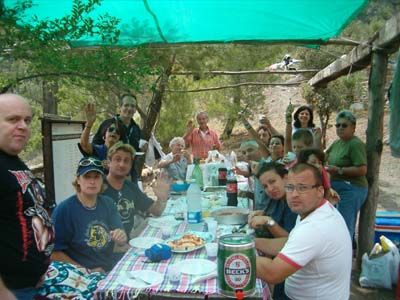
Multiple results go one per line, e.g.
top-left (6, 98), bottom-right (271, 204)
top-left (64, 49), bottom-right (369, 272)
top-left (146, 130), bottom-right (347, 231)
top-left (335, 123), bottom-right (348, 128)
top-left (79, 157), bottom-right (102, 167)
top-left (107, 126), bottom-right (118, 133)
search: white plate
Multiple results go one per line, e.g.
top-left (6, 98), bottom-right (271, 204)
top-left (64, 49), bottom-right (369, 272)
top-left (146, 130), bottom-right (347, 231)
top-left (148, 216), bottom-right (181, 228)
top-left (135, 152), bottom-right (145, 156)
top-left (118, 270), bottom-right (163, 288)
top-left (175, 259), bottom-right (217, 275)
top-left (165, 231), bottom-right (213, 253)
top-left (129, 237), bottom-right (163, 249)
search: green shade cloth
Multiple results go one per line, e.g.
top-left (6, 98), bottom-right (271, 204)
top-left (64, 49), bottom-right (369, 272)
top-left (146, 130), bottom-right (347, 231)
top-left (4, 0), bottom-right (368, 47)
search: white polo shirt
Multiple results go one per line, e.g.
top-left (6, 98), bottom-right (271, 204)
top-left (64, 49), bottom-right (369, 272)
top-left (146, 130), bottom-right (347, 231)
top-left (277, 201), bottom-right (352, 300)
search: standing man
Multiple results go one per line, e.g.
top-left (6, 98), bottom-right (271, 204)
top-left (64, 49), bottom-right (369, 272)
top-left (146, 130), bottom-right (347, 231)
top-left (255, 163), bottom-right (352, 300)
top-left (183, 111), bottom-right (221, 160)
top-left (103, 142), bottom-right (170, 237)
top-left (93, 94), bottom-right (146, 182)
top-left (0, 94), bottom-right (54, 300)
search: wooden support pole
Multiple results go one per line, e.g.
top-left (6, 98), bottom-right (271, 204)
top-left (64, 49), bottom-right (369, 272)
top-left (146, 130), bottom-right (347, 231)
top-left (357, 50), bottom-right (388, 269)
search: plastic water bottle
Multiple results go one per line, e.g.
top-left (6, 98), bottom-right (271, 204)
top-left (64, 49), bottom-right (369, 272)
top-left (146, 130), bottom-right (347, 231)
top-left (186, 179), bottom-right (202, 225)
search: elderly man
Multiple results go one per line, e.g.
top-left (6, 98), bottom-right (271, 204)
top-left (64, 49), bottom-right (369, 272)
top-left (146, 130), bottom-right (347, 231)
top-left (256, 163), bottom-right (352, 300)
top-left (102, 142), bottom-right (170, 237)
top-left (93, 94), bottom-right (145, 182)
top-left (0, 94), bottom-right (54, 300)
top-left (183, 111), bottom-right (221, 159)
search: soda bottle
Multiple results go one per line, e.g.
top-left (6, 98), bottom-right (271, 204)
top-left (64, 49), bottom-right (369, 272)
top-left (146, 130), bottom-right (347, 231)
top-left (186, 179), bottom-right (202, 224)
top-left (218, 167), bottom-right (227, 186)
top-left (191, 158), bottom-right (204, 190)
top-left (226, 172), bottom-right (238, 206)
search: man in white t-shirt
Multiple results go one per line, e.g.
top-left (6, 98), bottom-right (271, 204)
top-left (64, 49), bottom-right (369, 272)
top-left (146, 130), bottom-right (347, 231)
top-left (255, 163), bottom-right (352, 300)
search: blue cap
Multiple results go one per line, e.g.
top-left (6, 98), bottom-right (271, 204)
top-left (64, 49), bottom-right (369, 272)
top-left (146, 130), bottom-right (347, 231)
top-left (77, 157), bottom-right (104, 176)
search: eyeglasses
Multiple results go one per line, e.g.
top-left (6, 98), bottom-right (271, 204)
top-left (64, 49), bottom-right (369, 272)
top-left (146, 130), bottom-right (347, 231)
top-left (79, 157), bottom-right (102, 167)
top-left (284, 184), bottom-right (320, 194)
top-left (335, 123), bottom-right (348, 128)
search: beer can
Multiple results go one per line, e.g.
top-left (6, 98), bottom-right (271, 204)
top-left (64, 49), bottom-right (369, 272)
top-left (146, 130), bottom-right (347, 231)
top-left (218, 234), bottom-right (256, 298)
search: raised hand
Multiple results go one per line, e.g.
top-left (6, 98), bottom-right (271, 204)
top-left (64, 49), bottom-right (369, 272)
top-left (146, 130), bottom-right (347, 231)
top-left (84, 103), bottom-right (96, 127)
top-left (285, 102), bottom-right (294, 124)
top-left (186, 120), bottom-right (195, 133)
top-left (152, 172), bottom-right (172, 202)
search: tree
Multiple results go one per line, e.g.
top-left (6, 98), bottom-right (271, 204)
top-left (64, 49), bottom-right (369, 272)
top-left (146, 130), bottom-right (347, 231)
top-left (301, 73), bottom-right (365, 148)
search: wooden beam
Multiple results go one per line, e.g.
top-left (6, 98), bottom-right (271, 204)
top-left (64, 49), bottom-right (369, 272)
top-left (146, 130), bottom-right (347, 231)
top-left (167, 81), bottom-right (304, 93)
top-left (309, 13), bottom-right (400, 87)
top-left (171, 69), bottom-right (319, 76)
top-left (310, 42), bottom-right (371, 87)
top-left (357, 51), bottom-right (388, 269)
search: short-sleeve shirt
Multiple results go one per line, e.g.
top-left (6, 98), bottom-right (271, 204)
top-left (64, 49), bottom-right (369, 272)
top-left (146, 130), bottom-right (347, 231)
top-left (0, 150), bottom-right (54, 289)
top-left (92, 144), bottom-right (108, 161)
top-left (102, 180), bottom-right (154, 236)
top-left (52, 194), bottom-right (123, 272)
top-left (277, 201), bottom-right (352, 300)
top-left (255, 198), bottom-right (297, 238)
top-left (326, 136), bottom-right (367, 187)
top-left (161, 152), bottom-right (189, 181)
top-left (184, 127), bottom-right (221, 159)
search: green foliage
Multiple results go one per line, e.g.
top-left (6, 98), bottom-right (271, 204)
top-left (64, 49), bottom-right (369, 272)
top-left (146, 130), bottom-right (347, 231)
top-left (156, 78), bottom-right (195, 146)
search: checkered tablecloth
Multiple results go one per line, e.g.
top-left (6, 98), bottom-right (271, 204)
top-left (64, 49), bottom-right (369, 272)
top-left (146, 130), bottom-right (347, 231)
top-left (95, 219), bottom-right (269, 300)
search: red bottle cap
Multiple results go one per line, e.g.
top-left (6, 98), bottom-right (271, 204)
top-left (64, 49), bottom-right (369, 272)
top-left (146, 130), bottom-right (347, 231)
top-left (235, 290), bottom-right (244, 300)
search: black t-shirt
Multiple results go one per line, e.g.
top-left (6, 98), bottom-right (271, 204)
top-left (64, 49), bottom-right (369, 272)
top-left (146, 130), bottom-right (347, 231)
top-left (0, 151), bottom-right (54, 289)
top-left (93, 115), bottom-right (141, 151)
top-left (102, 180), bottom-right (154, 236)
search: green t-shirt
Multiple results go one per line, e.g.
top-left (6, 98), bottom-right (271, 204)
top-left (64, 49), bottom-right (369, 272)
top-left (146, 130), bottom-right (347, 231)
top-left (326, 136), bottom-right (368, 187)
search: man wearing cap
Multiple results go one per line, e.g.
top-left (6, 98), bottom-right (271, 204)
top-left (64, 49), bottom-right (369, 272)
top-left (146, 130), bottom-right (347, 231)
top-left (0, 93), bottom-right (54, 300)
top-left (103, 142), bottom-right (170, 237)
top-left (255, 164), bottom-right (352, 300)
top-left (51, 157), bottom-right (127, 273)
top-left (183, 111), bottom-right (221, 159)
top-left (92, 94), bottom-right (145, 182)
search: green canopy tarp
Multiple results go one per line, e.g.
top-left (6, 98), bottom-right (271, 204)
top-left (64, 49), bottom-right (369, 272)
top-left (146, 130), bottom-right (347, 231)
top-left (4, 0), bottom-right (368, 47)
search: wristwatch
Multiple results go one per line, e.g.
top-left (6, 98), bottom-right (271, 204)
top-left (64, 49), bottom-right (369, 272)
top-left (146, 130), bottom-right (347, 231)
top-left (266, 217), bottom-right (276, 227)
top-left (338, 167), bottom-right (344, 175)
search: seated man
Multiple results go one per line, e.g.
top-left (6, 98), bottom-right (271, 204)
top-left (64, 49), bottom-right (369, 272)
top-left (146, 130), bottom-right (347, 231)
top-left (158, 137), bottom-right (192, 181)
top-left (103, 142), bottom-right (170, 238)
top-left (256, 163), bottom-right (352, 300)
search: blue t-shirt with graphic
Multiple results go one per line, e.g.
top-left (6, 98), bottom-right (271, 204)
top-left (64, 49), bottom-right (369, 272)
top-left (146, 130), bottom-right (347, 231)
top-left (52, 194), bottom-right (123, 271)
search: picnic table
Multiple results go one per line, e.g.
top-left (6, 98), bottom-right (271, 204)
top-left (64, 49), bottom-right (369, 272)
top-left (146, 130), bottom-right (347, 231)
top-left (95, 191), bottom-right (270, 300)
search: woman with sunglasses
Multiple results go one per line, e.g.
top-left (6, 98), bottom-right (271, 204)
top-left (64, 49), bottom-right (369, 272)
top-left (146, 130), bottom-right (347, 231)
top-left (50, 157), bottom-right (127, 274)
top-left (326, 110), bottom-right (368, 239)
top-left (79, 103), bottom-right (121, 161)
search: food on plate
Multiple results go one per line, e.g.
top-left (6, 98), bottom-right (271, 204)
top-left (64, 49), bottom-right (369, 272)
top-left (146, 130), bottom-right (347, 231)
top-left (166, 233), bottom-right (205, 251)
top-left (217, 211), bottom-right (243, 216)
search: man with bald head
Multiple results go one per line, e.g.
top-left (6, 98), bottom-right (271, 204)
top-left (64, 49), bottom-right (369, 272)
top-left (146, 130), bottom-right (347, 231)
top-left (0, 94), bottom-right (54, 300)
